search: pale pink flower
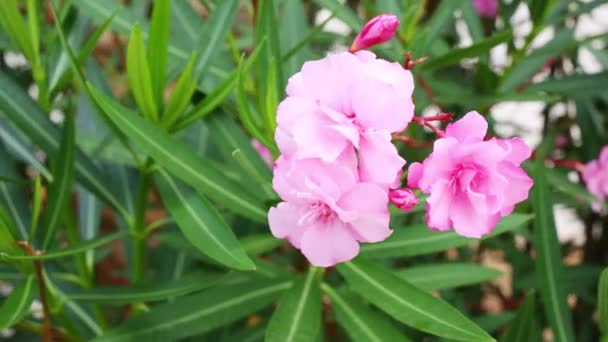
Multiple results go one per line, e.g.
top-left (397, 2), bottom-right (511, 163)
top-left (389, 188), bottom-right (418, 212)
top-left (472, 0), bottom-right (498, 18)
top-left (251, 139), bottom-right (273, 168)
top-left (582, 146), bottom-right (608, 213)
top-left (407, 112), bottom-right (533, 238)
top-left (268, 153), bottom-right (392, 267)
top-left (275, 51), bottom-right (413, 187)
top-left (350, 14), bottom-right (400, 52)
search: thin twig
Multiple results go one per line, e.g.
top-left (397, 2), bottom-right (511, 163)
top-left (15, 241), bottom-right (53, 342)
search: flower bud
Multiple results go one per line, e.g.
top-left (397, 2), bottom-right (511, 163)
top-left (350, 14), bottom-right (399, 52)
top-left (472, 0), bottom-right (498, 18)
top-left (389, 188), bottom-right (418, 212)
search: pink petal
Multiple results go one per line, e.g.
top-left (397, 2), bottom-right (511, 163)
top-left (268, 202), bottom-right (307, 248)
top-left (493, 137), bottom-right (532, 165)
top-left (407, 162), bottom-right (423, 189)
top-left (445, 111), bottom-right (488, 142)
top-left (449, 187), bottom-right (497, 238)
top-left (499, 162), bottom-right (533, 210)
top-left (425, 180), bottom-right (452, 231)
top-left (337, 183), bottom-right (391, 243)
top-left (300, 220), bottom-right (359, 267)
top-left (358, 130), bottom-right (405, 187)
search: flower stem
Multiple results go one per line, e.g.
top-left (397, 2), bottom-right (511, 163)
top-left (131, 159), bottom-right (155, 283)
top-left (14, 242), bottom-right (53, 342)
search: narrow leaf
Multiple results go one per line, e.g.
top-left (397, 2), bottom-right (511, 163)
top-left (127, 24), bottom-right (158, 121)
top-left (148, 0), bottom-right (171, 109)
top-left (321, 284), bottom-right (412, 342)
top-left (86, 84), bottom-right (267, 222)
top-left (599, 268), bottom-right (608, 335)
top-left (0, 275), bottom-right (36, 330)
top-left (531, 161), bottom-right (575, 342)
top-left (0, 73), bottom-right (126, 217)
top-left (163, 54), bottom-right (197, 128)
top-left (67, 271), bottom-right (225, 304)
top-left (337, 259), bottom-right (493, 341)
top-left (156, 170), bottom-right (255, 271)
top-left (500, 291), bottom-right (541, 342)
top-left (361, 214), bottom-right (532, 258)
top-left (1, 231), bottom-right (128, 261)
top-left (396, 263), bottom-right (502, 290)
top-left (93, 278), bottom-right (291, 341)
top-left (0, 119), bottom-right (52, 180)
top-left (41, 114), bottom-right (76, 249)
top-left (266, 268), bottom-right (322, 342)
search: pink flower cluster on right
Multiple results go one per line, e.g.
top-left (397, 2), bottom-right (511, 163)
top-left (407, 113), bottom-right (533, 238)
top-left (582, 146), bottom-right (608, 213)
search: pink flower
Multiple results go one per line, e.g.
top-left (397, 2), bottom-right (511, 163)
top-left (251, 139), bottom-right (273, 168)
top-left (389, 188), bottom-right (418, 212)
top-left (275, 51), bottom-right (414, 187)
top-left (350, 14), bottom-right (400, 52)
top-left (407, 112), bottom-right (533, 238)
top-left (472, 0), bottom-right (498, 18)
top-left (268, 153), bottom-right (392, 267)
top-left (582, 146), bottom-right (608, 213)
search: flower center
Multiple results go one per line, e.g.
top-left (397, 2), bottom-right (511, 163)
top-left (298, 201), bottom-right (337, 226)
top-left (450, 164), bottom-right (484, 192)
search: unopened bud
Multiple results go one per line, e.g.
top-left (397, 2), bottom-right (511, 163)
top-left (350, 14), bottom-right (399, 52)
top-left (389, 188), bottom-right (418, 212)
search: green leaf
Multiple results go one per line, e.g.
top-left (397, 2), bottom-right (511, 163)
top-left (266, 268), bottom-right (322, 342)
top-left (0, 0), bottom-right (35, 62)
top-left (148, 0), bottom-right (170, 109)
top-left (0, 119), bottom-right (51, 181)
top-left (361, 214), bottom-right (532, 258)
top-left (155, 170), bottom-right (255, 271)
top-left (207, 114), bottom-right (272, 185)
top-left (1, 231), bottom-right (128, 261)
top-left (175, 41), bottom-right (265, 130)
top-left (77, 186), bottom-right (101, 275)
top-left (337, 259), bottom-right (493, 341)
top-left (0, 73), bottom-right (127, 218)
top-left (419, 30), bottom-right (513, 71)
top-left (127, 24), bottom-right (159, 121)
top-left (281, 0), bottom-right (314, 77)
top-left (524, 71), bottom-right (608, 98)
top-left (163, 54), bottom-right (197, 128)
top-left (310, 0), bottom-right (363, 31)
top-left (86, 84), bottom-right (267, 222)
top-left (0, 147), bottom-right (31, 241)
top-left (71, 0), bottom-right (228, 81)
top-left (0, 275), bottom-right (36, 330)
top-left (239, 234), bottom-right (283, 255)
top-left (599, 268), bottom-right (608, 335)
top-left (235, 56), bottom-right (275, 149)
top-left (255, 0), bottom-right (284, 96)
top-left (193, 0), bottom-right (239, 77)
top-left (395, 263), bottom-right (502, 290)
top-left (321, 284), bottom-right (412, 342)
top-left (530, 161), bottom-right (575, 342)
top-left (41, 114), bottom-right (76, 249)
top-left (545, 168), bottom-right (599, 208)
top-left (500, 291), bottom-right (540, 342)
top-left (0, 204), bottom-right (31, 272)
top-left (93, 278), bottom-right (291, 341)
top-left (67, 271), bottom-right (225, 304)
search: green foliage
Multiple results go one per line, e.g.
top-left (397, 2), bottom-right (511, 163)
top-left (0, 1), bottom-right (605, 341)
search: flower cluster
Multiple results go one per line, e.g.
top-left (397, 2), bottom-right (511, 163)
top-left (582, 146), bottom-right (608, 213)
top-left (267, 14), bottom-right (534, 267)
top-left (407, 112), bottom-right (533, 237)
top-left (268, 48), bottom-right (415, 267)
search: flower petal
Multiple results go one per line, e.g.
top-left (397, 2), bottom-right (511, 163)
top-left (445, 111), bottom-right (487, 142)
top-left (337, 183), bottom-right (391, 243)
top-left (300, 220), bottom-right (359, 267)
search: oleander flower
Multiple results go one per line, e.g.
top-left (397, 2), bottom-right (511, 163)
top-left (275, 50), bottom-right (413, 187)
top-left (268, 153), bottom-right (392, 267)
top-left (350, 14), bottom-right (400, 52)
top-left (582, 146), bottom-right (608, 213)
top-left (472, 0), bottom-right (498, 18)
top-left (407, 112), bottom-right (533, 238)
